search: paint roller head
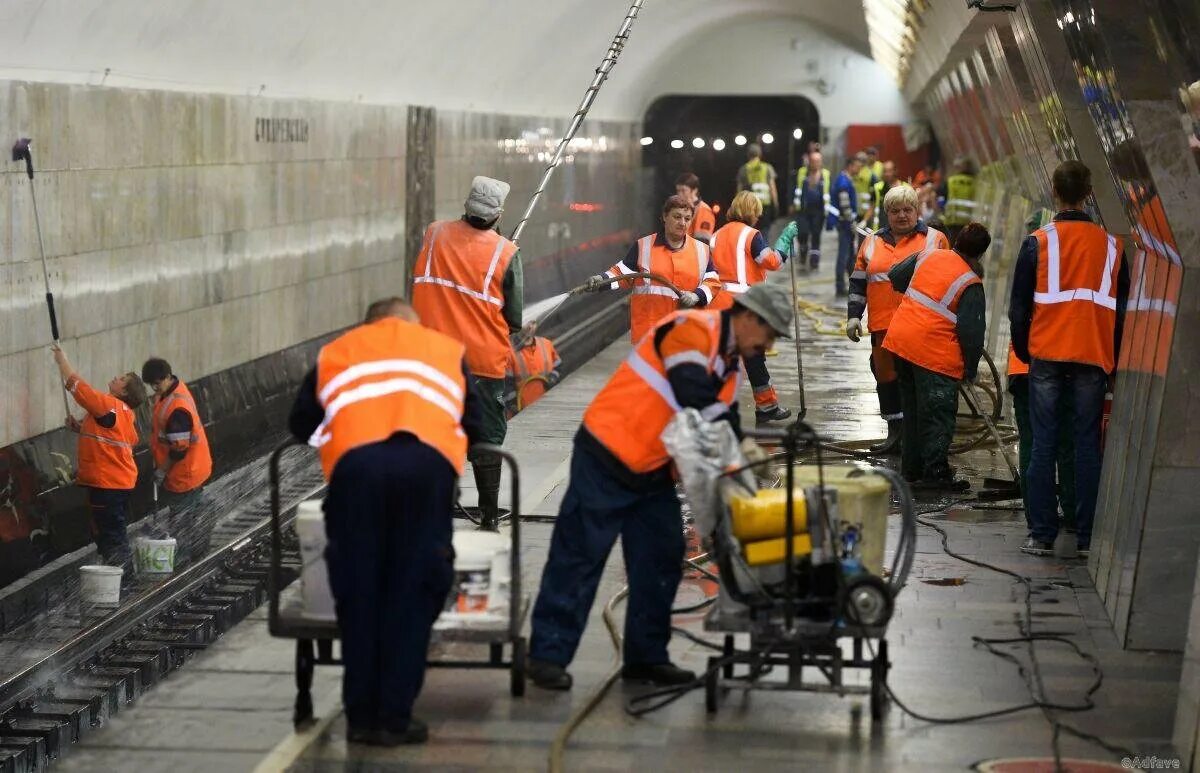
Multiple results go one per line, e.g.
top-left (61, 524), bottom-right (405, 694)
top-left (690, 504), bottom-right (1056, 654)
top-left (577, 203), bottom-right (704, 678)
top-left (11, 138), bottom-right (33, 178)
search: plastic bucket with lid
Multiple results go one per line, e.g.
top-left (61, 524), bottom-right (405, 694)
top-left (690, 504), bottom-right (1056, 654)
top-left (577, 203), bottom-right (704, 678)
top-left (134, 537), bottom-right (177, 575)
top-left (439, 531), bottom-right (510, 625)
top-left (789, 464), bottom-right (892, 575)
top-left (296, 500), bottom-right (336, 621)
top-left (80, 565), bottom-right (123, 607)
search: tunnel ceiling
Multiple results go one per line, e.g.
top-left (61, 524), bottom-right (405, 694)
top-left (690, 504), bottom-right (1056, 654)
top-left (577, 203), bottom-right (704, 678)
top-left (0, 0), bottom-right (868, 120)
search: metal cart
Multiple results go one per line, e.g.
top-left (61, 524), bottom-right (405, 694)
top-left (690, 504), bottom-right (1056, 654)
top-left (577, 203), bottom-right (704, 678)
top-left (700, 423), bottom-right (916, 722)
top-left (266, 441), bottom-right (529, 728)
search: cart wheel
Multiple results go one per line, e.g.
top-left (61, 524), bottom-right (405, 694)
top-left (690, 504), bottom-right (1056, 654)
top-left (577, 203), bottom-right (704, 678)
top-left (705, 656), bottom-right (720, 714)
top-left (870, 639), bottom-right (889, 722)
top-left (510, 637), bottom-right (527, 697)
top-left (722, 635), bottom-right (735, 679)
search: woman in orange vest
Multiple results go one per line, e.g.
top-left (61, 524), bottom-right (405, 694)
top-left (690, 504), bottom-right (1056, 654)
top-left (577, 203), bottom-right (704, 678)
top-left (51, 344), bottom-right (146, 569)
top-left (847, 183), bottom-right (949, 454)
top-left (882, 223), bottom-right (989, 492)
top-left (505, 331), bottom-right (562, 415)
top-left (288, 297), bottom-right (484, 746)
top-left (1008, 161), bottom-right (1128, 558)
top-left (528, 284), bottom-right (794, 692)
top-left (582, 194), bottom-right (722, 342)
top-left (675, 172), bottom-right (716, 244)
top-left (140, 357), bottom-right (214, 564)
top-left (709, 190), bottom-right (790, 424)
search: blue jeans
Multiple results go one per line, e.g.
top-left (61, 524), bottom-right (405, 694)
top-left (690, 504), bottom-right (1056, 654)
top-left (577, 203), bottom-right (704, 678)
top-left (323, 435), bottom-right (455, 731)
top-left (835, 223), bottom-right (855, 294)
top-left (1027, 360), bottom-right (1106, 547)
top-left (530, 434), bottom-right (684, 667)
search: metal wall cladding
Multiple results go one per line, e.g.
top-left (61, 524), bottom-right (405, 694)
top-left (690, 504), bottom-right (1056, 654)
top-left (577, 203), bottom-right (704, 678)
top-left (0, 81), bottom-right (410, 448)
top-left (432, 110), bottom-right (646, 306)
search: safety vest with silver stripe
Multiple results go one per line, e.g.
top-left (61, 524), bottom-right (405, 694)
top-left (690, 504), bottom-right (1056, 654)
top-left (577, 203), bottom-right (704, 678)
top-left (150, 378), bottom-right (212, 493)
top-left (881, 248), bottom-right (981, 380)
top-left (710, 223), bottom-right (782, 297)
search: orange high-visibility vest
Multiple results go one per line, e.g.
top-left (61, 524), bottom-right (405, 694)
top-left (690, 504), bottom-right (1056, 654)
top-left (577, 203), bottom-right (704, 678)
top-left (605, 234), bottom-right (721, 343)
top-left (1029, 220), bottom-right (1123, 372)
top-left (67, 376), bottom-right (139, 490)
top-left (508, 336), bottom-right (561, 410)
top-left (311, 317), bottom-right (468, 478)
top-left (707, 222), bottom-right (782, 311)
top-left (411, 218), bottom-right (518, 379)
top-left (1121, 196), bottom-right (1180, 377)
top-left (689, 200), bottom-right (716, 239)
top-left (1007, 344), bottom-right (1029, 378)
top-left (882, 249), bottom-right (982, 379)
top-left (150, 379), bottom-right (212, 494)
top-left (584, 310), bottom-right (741, 474)
top-left (853, 226), bottom-right (948, 332)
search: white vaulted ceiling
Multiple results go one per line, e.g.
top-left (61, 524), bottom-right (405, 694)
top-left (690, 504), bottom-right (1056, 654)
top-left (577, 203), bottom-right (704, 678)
top-left (0, 0), bottom-right (871, 120)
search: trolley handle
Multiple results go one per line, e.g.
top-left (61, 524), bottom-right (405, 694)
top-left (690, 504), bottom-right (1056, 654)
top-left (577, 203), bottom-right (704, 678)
top-left (268, 439), bottom-right (306, 635)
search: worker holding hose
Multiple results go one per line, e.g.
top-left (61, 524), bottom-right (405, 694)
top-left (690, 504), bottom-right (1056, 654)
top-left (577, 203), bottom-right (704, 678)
top-left (51, 345), bottom-right (146, 571)
top-left (847, 184), bottom-right (950, 455)
top-left (882, 223), bottom-right (989, 492)
top-left (412, 177), bottom-right (523, 532)
top-left (708, 191), bottom-right (791, 425)
top-left (288, 298), bottom-right (484, 746)
top-left (505, 325), bottom-right (562, 415)
top-left (581, 194), bottom-right (722, 342)
top-left (527, 282), bottom-right (794, 691)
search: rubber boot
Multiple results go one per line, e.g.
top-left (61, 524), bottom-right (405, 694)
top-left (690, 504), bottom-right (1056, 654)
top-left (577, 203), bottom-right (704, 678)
top-left (472, 460), bottom-right (503, 532)
top-left (870, 419), bottom-right (902, 455)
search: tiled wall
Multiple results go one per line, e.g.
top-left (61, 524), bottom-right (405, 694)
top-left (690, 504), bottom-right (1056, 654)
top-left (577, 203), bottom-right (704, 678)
top-left (433, 110), bottom-right (645, 306)
top-left (0, 80), bottom-right (408, 447)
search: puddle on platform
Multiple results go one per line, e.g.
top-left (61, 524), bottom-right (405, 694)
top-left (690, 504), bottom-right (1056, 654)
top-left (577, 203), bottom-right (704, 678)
top-left (931, 505), bottom-right (1024, 524)
top-left (921, 577), bottom-right (968, 586)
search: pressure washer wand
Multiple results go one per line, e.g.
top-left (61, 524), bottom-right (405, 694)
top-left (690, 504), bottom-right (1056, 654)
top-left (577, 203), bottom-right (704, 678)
top-left (524, 270), bottom-right (683, 340)
top-left (13, 138), bottom-right (71, 419)
top-left (509, 0), bottom-right (645, 245)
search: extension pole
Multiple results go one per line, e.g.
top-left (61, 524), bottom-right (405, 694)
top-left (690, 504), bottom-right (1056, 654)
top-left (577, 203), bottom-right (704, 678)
top-left (509, 0), bottom-right (645, 245)
top-left (961, 382), bottom-right (1020, 483)
top-left (787, 254), bottom-right (808, 419)
top-left (13, 138), bottom-right (71, 418)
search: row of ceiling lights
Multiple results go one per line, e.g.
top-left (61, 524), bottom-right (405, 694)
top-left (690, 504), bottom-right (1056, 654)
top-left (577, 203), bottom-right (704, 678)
top-left (640, 128), bottom-right (804, 150)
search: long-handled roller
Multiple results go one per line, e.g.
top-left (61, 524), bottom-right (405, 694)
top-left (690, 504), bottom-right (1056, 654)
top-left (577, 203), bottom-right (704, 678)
top-left (787, 252), bottom-right (808, 419)
top-left (13, 138), bottom-right (71, 419)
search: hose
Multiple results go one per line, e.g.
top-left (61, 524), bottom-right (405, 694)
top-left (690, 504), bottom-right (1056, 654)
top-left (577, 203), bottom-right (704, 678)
top-left (527, 270), bottom-right (684, 336)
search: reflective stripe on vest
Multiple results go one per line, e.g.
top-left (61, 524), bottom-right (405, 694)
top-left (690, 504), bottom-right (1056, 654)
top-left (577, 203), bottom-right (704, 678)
top-left (1033, 224), bottom-right (1118, 310)
top-left (903, 268), bottom-right (978, 324)
top-left (78, 432), bottom-right (133, 449)
top-left (154, 392), bottom-right (202, 444)
top-left (412, 224), bottom-right (507, 307)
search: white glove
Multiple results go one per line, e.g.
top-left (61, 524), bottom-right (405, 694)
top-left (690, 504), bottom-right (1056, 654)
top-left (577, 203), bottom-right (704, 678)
top-left (678, 291), bottom-right (701, 308)
top-left (584, 274), bottom-right (610, 292)
top-left (846, 317), bottom-right (863, 343)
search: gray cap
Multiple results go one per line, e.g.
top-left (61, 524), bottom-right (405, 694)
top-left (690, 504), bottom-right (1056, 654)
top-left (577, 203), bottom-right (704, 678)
top-left (733, 283), bottom-right (793, 339)
top-left (465, 176), bottom-right (511, 221)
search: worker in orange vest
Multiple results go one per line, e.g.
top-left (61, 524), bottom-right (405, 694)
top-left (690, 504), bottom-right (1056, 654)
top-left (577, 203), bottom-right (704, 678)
top-left (528, 283), bottom-right (794, 692)
top-left (288, 297), bottom-right (484, 747)
top-left (51, 344), bottom-right (146, 570)
top-left (708, 190), bottom-right (790, 424)
top-left (412, 176), bottom-right (522, 531)
top-left (883, 223), bottom-right (989, 492)
top-left (582, 194), bottom-right (722, 342)
top-left (505, 327), bottom-right (562, 415)
top-left (1009, 161), bottom-right (1128, 558)
top-left (675, 172), bottom-right (716, 244)
top-left (847, 184), bottom-right (949, 454)
top-left (140, 357), bottom-right (213, 564)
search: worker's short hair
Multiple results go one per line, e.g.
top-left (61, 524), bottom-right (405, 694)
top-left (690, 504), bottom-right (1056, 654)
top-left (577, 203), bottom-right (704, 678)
top-left (661, 194), bottom-right (695, 217)
top-left (747, 143), bottom-right (762, 159)
top-left (1052, 160), bottom-right (1092, 205)
top-left (141, 357), bottom-right (172, 384)
top-left (674, 172), bottom-right (700, 190)
top-left (119, 373), bottom-right (147, 409)
top-left (727, 191), bottom-right (763, 224)
top-left (955, 222), bottom-right (992, 259)
top-left (854, 152), bottom-right (869, 163)
top-left (364, 297), bottom-right (415, 323)
top-left (883, 184), bottom-right (918, 212)
top-left (866, 146), bottom-right (879, 155)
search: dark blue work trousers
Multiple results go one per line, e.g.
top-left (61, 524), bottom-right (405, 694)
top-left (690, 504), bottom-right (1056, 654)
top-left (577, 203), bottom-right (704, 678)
top-left (1027, 359), bottom-right (1106, 548)
top-left (836, 223), bottom-right (855, 295)
top-left (88, 486), bottom-right (132, 568)
top-left (322, 435), bottom-right (455, 732)
top-left (530, 436), bottom-right (684, 667)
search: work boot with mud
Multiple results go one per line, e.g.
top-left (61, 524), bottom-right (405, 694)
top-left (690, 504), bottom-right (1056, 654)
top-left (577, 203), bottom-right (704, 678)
top-left (529, 659), bottom-right (573, 690)
top-left (621, 662), bottom-right (696, 686)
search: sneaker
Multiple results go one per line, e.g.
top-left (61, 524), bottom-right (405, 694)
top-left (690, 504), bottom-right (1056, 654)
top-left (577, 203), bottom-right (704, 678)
top-left (529, 658), bottom-right (573, 690)
top-left (621, 662), bottom-right (696, 686)
top-left (346, 725), bottom-right (375, 745)
top-left (372, 718), bottom-right (429, 746)
top-left (755, 405), bottom-right (792, 425)
top-left (1020, 537), bottom-right (1055, 556)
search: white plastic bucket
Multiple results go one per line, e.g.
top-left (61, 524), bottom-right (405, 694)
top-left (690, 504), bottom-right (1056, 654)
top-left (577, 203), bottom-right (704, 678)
top-left (296, 500), bottom-right (336, 621)
top-left (134, 538), bottom-right (177, 575)
top-left (80, 565), bottom-right (123, 607)
top-left (442, 531), bottom-right (510, 622)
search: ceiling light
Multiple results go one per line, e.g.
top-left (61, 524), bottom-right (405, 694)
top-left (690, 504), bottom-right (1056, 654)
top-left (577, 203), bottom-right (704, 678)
top-left (640, 136), bottom-right (654, 146)
top-left (712, 138), bottom-right (726, 151)
top-left (761, 132), bottom-right (775, 144)
top-left (793, 128), bottom-right (803, 140)
top-left (670, 139), bottom-right (684, 149)
top-left (734, 134), bottom-right (747, 146)
top-left (692, 137), bottom-right (705, 148)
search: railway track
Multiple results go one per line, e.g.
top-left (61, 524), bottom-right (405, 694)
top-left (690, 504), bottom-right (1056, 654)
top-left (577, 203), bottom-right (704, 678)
top-left (0, 446), bottom-right (324, 773)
